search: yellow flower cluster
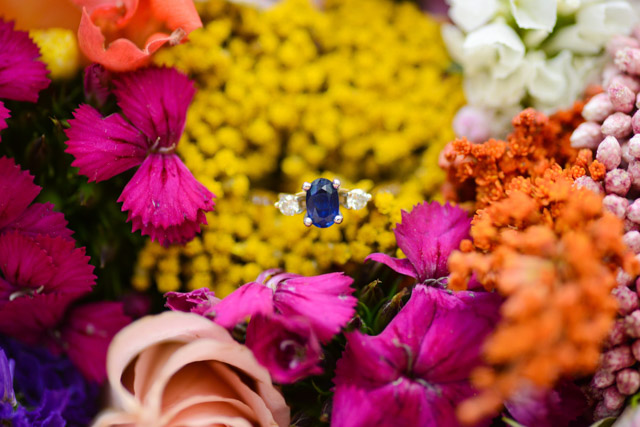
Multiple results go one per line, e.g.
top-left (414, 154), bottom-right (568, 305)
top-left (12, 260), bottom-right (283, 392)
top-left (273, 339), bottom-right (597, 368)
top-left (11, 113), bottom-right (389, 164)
top-left (134, 0), bottom-right (463, 296)
top-left (30, 28), bottom-right (79, 80)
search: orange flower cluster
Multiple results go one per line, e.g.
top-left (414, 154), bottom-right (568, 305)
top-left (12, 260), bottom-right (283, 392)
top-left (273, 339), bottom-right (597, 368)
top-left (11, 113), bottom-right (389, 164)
top-left (442, 104), bottom-right (585, 209)
top-left (448, 159), bottom-right (640, 424)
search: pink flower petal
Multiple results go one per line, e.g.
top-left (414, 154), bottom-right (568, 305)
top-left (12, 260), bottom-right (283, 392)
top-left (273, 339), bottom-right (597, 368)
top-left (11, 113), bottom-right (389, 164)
top-left (7, 202), bottom-right (73, 241)
top-left (505, 380), bottom-right (587, 427)
top-left (65, 104), bottom-right (148, 182)
top-left (0, 156), bottom-right (41, 230)
top-left (118, 153), bottom-right (215, 245)
top-left (246, 315), bottom-right (323, 384)
top-left (0, 101), bottom-right (8, 141)
top-left (273, 273), bottom-right (356, 343)
top-left (394, 202), bottom-right (471, 282)
top-left (33, 234), bottom-right (96, 294)
top-left (165, 287), bottom-right (220, 317)
top-left (83, 63), bottom-right (112, 106)
top-left (129, 210), bottom-right (208, 247)
top-left (365, 253), bottom-right (418, 278)
top-left (0, 292), bottom-right (78, 345)
top-left (0, 231), bottom-right (56, 290)
top-left (0, 19), bottom-right (50, 102)
top-left (411, 287), bottom-right (501, 382)
top-left (113, 67), bottom-right (195, 148)
top-left (212, 282), bottom-right (274, 329)
top-left (59, 302), bottom-right (132, 383)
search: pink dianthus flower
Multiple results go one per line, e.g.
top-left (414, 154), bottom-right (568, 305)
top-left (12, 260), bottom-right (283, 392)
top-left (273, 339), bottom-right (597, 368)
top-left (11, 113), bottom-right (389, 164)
top-left (65, 67), bottom-right (215, 246)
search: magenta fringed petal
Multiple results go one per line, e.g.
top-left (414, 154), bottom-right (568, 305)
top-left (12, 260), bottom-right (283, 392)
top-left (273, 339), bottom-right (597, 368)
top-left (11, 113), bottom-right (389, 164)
top-left (0, 231), bottom-right (56, 290)
top-left (165, 287), bottom-right (220, 317)
top-left (65, 104), bottom-right (148, 182)
top-left (505, 381), bottom-right (587, 427)
top-left (365, 253), bottom-right (417, 278)
top-left (0, 101), bottom-right (8, 140)
top-left (57, 302), bottom-right (131, 383)
top-left (118, 153), bottom-right (215, 246)
top-left (113, 67), bottom-right (195, 148)
top-left (395, 201), bottom-right (471, 282)
top-left (34, 234), bottom-right (96, 294)
top-left (7, 202), bottom-right (74, 241)
top-left (0, 19), bottom-right (49, 103)
top-left (0, 293), bottom-right (77, 345)
top-left (212, 282), bottom-right (275, 329)
top-left (332, 286), bottom-right (499, 427)
top-left (246, 314), bottom-right (323, 384)
top-left (0, 156), bottom-right (41, 230)
top-left (272, 272), bottom-right (356, 343)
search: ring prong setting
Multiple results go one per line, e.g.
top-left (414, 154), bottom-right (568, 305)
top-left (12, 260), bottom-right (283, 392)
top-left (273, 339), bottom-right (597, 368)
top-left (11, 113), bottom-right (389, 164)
top-left (332, 178), bottom-right (341, 190)
top-left (302, 182), bottom-right (311, 191)
top-left (303, 217), bottom-right (313, 227)
top-left (334, 214), bottom-right (343, 224)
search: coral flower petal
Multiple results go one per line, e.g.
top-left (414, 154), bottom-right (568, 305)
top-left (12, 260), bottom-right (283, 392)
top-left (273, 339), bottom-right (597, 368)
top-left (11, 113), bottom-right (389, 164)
top-left (77, 8), bottom-right (152, 72)
top-left (113, 67), bottom-right (195, 147)
top-left (65, 104), bottom-right (148, 182)
top-left (150, 0), bottom-right (202, 34)
top-left (118, 153), bottom-right (214, 245)
top-left (0, 157), bottom-right (41, 230)
top-left (0, 19), bottom-right (50, 102)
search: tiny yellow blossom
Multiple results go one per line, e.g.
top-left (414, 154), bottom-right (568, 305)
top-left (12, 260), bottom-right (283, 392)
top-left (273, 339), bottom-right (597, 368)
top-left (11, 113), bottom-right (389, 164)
top-left (29, 28), bottom-right (79, 79)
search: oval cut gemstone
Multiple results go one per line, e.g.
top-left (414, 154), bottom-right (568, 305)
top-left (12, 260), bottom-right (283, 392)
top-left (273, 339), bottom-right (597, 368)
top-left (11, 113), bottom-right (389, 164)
top-left (306, 178), bottom-right (340, 228)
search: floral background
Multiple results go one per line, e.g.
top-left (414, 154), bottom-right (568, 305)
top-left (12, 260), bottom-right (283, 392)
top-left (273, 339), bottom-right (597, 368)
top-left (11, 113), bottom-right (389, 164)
top-left (3, 0), bottom-right (640, 426)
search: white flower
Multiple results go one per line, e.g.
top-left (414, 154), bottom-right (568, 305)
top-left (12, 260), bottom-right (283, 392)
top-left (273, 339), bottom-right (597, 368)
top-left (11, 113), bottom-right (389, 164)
top-left (462, 20), bottom-right (526, 78)
top-left (548, 1), bottom-right (636, 54)
top-left (441, 23), bottom-right (466, 64)
top-left (526, 50), bottom-right (570, 106)
top-left (448, 0), bottom-right (499, 32)
top-left (510, 0), bottom-right (557, 32)
top-left (463, 66), bottom-right (529, 108)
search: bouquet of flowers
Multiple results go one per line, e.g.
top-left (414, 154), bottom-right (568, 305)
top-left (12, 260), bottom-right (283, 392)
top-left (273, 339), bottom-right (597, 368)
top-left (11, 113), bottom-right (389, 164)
top-left (4, 0), bottom-right (640, 426)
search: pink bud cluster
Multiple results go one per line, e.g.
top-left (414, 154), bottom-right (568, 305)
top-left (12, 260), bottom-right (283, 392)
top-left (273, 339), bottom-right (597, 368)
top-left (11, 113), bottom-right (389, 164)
top-left (590, 275), bottom-right (640, 419)
top-left (571, 35), bottom-right (640, 234)
top-left (575, 34), bottom-right (640, 420)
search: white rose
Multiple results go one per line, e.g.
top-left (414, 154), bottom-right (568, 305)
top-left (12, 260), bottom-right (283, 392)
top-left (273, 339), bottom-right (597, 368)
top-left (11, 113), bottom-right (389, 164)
top-left (510, 0), bottom-right (557, 32)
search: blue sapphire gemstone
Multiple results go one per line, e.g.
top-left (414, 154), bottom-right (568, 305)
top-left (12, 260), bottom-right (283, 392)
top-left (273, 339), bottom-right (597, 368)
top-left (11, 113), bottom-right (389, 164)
top-left (306, 178), bottom-right (340, 228)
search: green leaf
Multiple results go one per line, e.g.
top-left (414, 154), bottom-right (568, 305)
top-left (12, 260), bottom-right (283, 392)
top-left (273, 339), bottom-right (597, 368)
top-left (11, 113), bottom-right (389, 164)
top-left (588, 417), bottom-right (617, 427)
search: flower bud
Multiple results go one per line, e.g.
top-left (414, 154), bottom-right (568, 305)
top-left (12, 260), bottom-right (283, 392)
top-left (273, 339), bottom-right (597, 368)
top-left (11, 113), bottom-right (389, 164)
top-left (609, 319), bottom-right (630, 347)
top-left (602, 112), bottom-right (633, 139)
top-left (571, 122), bottom-right (603, 149)
top-left (617, 368), bottom-right (640, 395)
top-left (614, 285), bottom-right (639, 315)
top-left (628, 200), bottom-right (640, 222)
top-left (593, 369), bottom-right (616, 389)
top-left (602, 345), bottom-right (636, 371)
top-left (626, 310), bottom-right (640, 338)
top-left (573, 176), bottom-right (604, 194)
top-left (583, 93), bottom-right (615, 122)
top-left (597, 136), bottom-right (622, 170)
top-left (605, 168), bottom-right (632, 196)
top-left (616, 47), bottom-right (640, 76)
top-left (604, 385), bottom-right (626, 410)
top-left (632, 339), bottom-right (640, 361)
top-left (624, 231), bottom-right (640, 253)
top-left (608, 35), bottom-right (640, 57)
top-left (609, 81), bottom-right (636, 113)
top-left (604, 194), bottom-right (630, 218)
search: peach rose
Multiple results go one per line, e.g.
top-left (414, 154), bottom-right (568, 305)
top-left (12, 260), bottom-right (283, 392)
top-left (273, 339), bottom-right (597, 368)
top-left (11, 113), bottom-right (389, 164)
top-left (91, 311), bottom-right (290, 427)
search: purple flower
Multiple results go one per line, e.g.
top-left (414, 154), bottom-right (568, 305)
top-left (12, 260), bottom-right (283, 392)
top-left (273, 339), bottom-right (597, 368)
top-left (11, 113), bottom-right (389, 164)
top-left (0, 335), bottom-right (99, 426)
top-left (367, 201), bottom-right (471, 283)
top-left (165, 287), bottom-right (220, 317)
top-left (83, 63), bottom-right (111, 106)
top-left (65, 67), bottom-right (215, 246)
top-left (245, 314), bottom-right (323, 384)
top-left (0, 19), bottom-right (50, 141)
top-left (504, 380), bottom-right (587, 427)
top-left (331, 285), bottom-right (500, 427)
top-left (212, 271), bottom-right (357, 343)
